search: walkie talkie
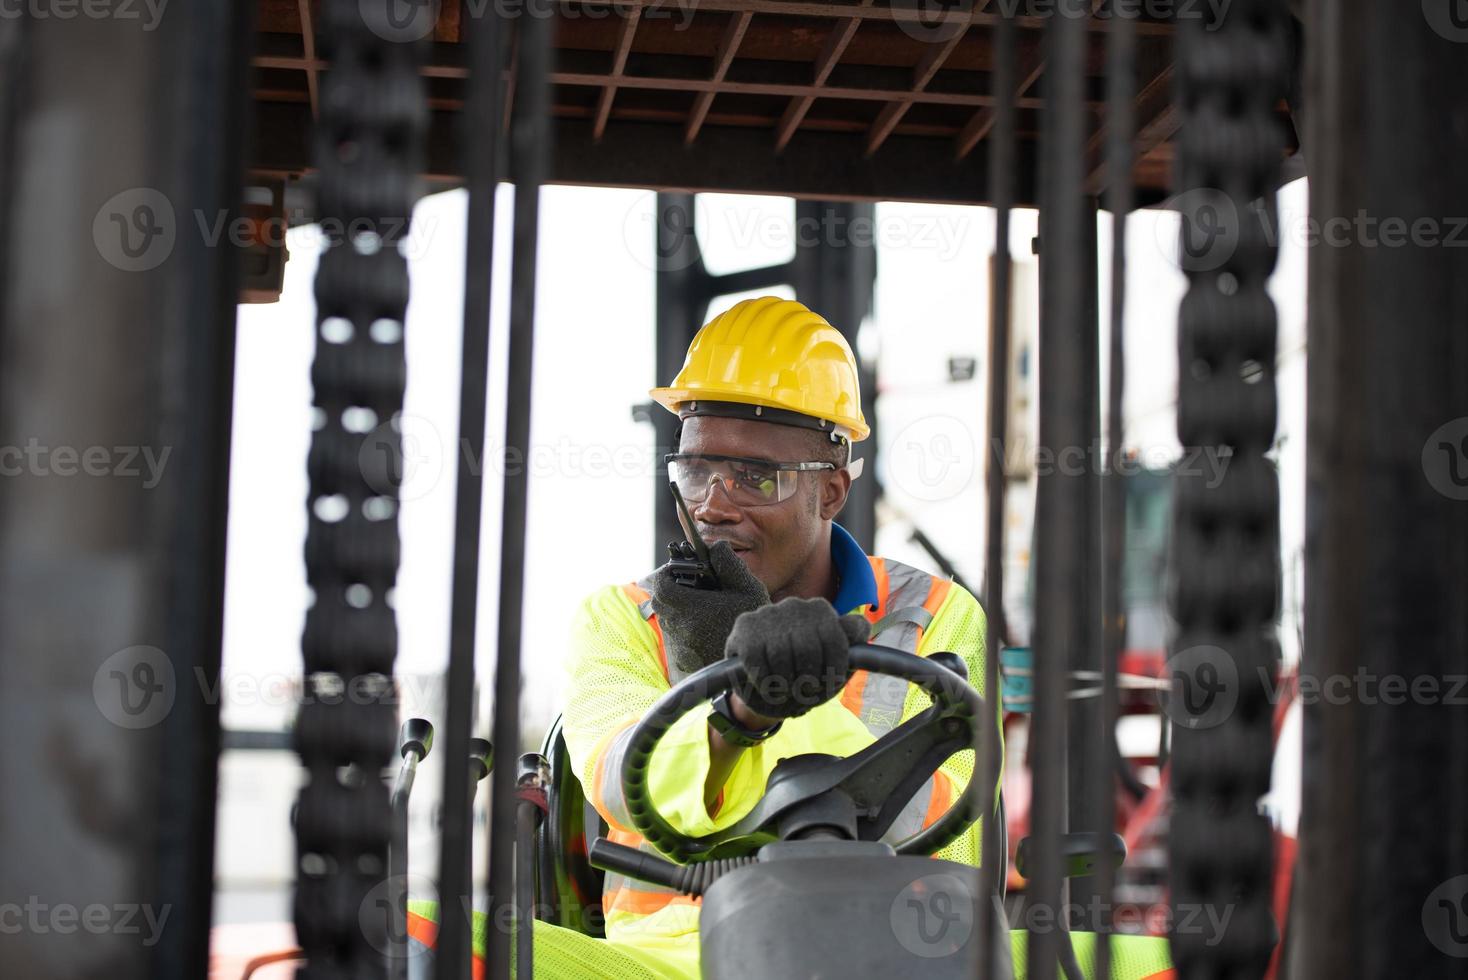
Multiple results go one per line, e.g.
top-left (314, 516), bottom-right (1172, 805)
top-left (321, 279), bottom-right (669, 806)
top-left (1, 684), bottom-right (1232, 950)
top-left (666, 482), bottom-right (721, 590)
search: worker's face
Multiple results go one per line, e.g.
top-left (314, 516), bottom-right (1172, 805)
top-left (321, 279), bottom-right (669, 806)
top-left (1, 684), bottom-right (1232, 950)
top-left (676, 416), bottom-right (851, 595)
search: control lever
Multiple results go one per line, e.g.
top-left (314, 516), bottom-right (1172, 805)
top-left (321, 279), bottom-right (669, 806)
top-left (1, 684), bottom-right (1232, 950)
top-left (468, 737), bottom-right (494, 789)
top-left (389, 718), bottom-right (434, 980)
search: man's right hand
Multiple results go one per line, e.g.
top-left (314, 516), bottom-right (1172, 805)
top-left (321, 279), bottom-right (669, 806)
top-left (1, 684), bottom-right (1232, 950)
top-left (647, 540), bottom-right (771, 676)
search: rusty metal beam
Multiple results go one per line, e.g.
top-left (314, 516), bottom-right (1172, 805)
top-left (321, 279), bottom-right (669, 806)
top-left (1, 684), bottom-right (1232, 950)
top-left (563, 0), bottom-right (1172, 36)
top-left (295, 0), bottom-right (318, 119)
top-left (774, 0), bottom-right (870, 152)
top-left (953, 39), bottom-right (1048, 161)
top-left (251, 52), bottom-right (1069, 111)
top-left (864, 27), bottom-right (968, 156)
top-left (685, 10), bottom-right (752, 145)
top-left (592, 7), bottom-right (641, 142)
top-left (1086, 63), bottom-right (1173, 193)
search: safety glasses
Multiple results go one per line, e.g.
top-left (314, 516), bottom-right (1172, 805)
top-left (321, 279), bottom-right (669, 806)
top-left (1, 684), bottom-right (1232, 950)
top-left (663, 453), bottom-right (838, 507)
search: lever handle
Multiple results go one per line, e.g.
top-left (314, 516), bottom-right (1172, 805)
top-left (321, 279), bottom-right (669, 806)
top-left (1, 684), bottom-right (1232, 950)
top-left (399, 718), bottom-right (434, 762)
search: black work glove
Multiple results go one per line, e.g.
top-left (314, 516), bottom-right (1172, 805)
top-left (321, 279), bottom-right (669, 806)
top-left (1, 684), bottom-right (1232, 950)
top-left (725, 597), bottom-right (871, 719)
top-left (648, 540), bottom-right (771, 675)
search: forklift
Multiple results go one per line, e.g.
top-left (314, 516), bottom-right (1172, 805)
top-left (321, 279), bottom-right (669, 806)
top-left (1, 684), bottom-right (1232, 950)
top-left (4, 2), bottom-right (1466, 980)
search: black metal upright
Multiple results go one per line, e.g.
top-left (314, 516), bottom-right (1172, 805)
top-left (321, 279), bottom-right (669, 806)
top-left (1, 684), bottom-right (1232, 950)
top-left (435, 5), bottom-right (507, 979)
top-left (1065, 197), bottom-right (1104, 935)
top-left (979, 7), bottom-right (1017, 973)
top-left (0, 4), bottom-right (250, 979)
top-left (652, 192), bottom-right (707, 564)
top-left (484, 12), bottom-right (554, 980)
top-left (1030, 1), bottom-right (1090, 977)
top-left (791, 200), bottom-right (879, 551)
top-left (1093, 6), bottom-right (1137, 977)
top-left (1296, 3), bottom-right (1468, 977)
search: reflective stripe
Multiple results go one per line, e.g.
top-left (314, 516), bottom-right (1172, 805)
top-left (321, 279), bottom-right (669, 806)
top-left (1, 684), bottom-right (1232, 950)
top-left (871, 606), bottom-right (934, 638)
top-left (407, 908), bottom-right (438, 946)
top-left (621, 582), bottom-right (669, 681)
top-left (588, 719), bottom-right (639, 833)
top-left (847, 557), bottom-right (950, 736)
top-left (602, 827), bottom-right (693, 918)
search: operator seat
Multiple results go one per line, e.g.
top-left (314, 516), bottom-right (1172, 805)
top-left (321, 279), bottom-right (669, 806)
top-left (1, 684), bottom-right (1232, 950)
top-left (535, 714), bottom-right (607, 937)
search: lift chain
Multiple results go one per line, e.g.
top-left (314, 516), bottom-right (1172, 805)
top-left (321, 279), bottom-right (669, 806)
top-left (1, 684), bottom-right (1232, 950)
top-left (1170, 1), bottom-right (1289, 977)
top-left (294, 3), bottom-right (426, 978)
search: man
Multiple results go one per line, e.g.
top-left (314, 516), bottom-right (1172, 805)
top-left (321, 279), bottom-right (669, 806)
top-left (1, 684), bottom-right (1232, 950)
top-left (558, 295), bottom-right (993, 979)
top-left (409, 296), bottom-right (1173, 978)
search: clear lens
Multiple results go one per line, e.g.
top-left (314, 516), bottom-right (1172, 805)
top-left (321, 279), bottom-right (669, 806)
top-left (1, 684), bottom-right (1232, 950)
top-left (669, 458), bottom-right (798, 507)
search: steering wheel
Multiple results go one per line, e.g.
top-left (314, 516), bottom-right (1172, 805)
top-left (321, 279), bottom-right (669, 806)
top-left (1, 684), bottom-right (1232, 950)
top-left (620, 643), bottom-right (998, 863)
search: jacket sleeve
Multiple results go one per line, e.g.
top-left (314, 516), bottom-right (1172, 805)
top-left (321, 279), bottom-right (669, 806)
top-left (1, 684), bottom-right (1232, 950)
top-left (560, 585), bottom-right (677, 835)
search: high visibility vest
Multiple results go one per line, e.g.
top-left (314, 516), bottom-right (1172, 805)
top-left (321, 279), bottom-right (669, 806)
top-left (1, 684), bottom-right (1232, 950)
top-left (581, 556), bottom-right (965, 932)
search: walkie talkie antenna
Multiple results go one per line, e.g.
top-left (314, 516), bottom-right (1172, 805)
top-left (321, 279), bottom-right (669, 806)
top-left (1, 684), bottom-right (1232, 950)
top-left (668, 481), bottom-right (711, 565)
top-left (665, 481), bottom-right (720, 589)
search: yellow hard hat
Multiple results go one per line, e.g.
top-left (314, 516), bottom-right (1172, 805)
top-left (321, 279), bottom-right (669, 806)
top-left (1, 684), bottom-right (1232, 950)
top-left (650, 296), bottom-right (870, 442)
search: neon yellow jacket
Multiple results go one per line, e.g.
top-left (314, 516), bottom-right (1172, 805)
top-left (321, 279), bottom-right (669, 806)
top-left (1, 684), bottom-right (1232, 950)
top-left (560, 527), bottom-right (992, 978)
